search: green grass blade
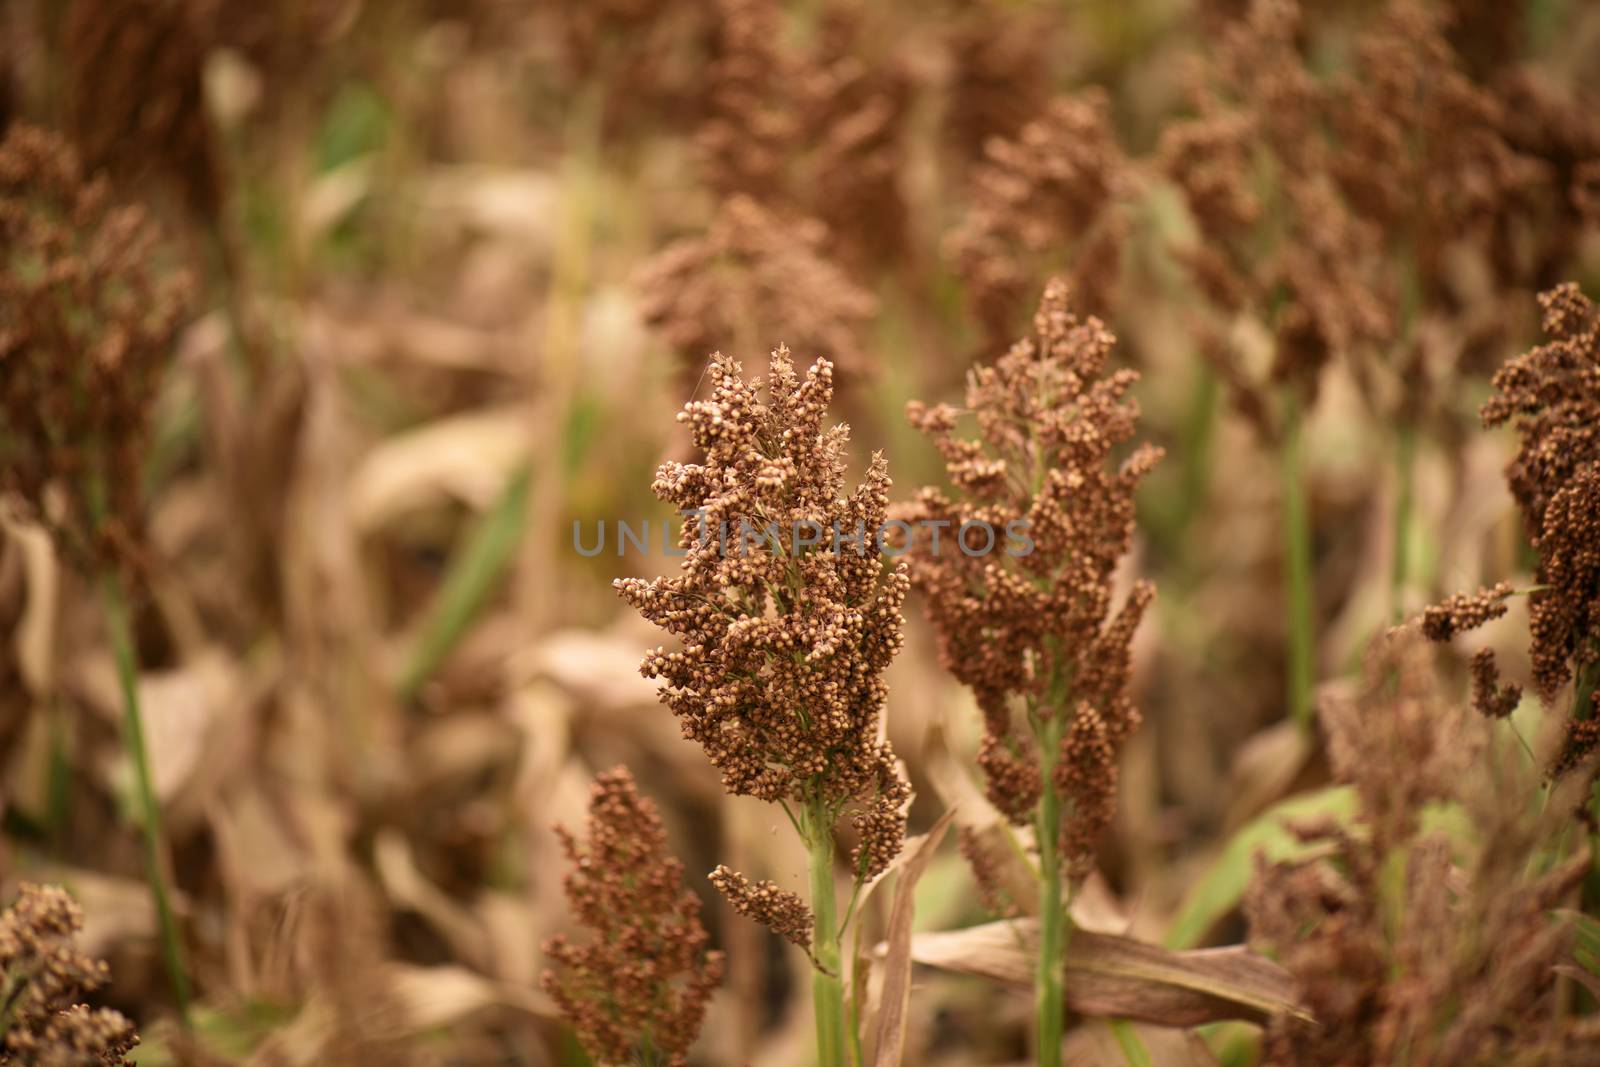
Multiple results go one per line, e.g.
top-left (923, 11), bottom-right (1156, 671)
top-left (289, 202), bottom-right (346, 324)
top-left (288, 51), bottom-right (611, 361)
top-left (397, 463), bottom-right (533, 702)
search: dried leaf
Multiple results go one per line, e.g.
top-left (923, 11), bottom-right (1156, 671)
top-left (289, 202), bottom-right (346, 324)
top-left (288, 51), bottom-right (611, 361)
top-left (1221, 720), bottom-right (1312, 832)
top-left (347, 407), bottom-right (531, 532)
top-left (0, 513), bottom-right (58, 695)
top-left (870, 807), bottom-right (956, 1067)
top-left (383, 963), bottom-right (552, 1030)
top-left (907, 919), bottom-right (1308, 1027)
top-left (373, 830), bottom-right (491, 969)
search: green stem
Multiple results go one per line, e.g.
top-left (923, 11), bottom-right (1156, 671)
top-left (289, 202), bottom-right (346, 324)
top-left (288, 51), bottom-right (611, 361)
top-left (1035, 712), bottom-right (1066, 1067)
top-left (1108, 1019), bottom-right (1155, 1067)
top-left (1283, 395), bottom-right (1315, 733)
top-left (804, 798), bottom-right (846, 1067)
top-left (1576, 659), bottom-right (1600, 726)
top-left (397, 463), bottom-right (532, 702)
top-left (1391, 425), bottom-right (1416, 624)
top-left (101, 574), bottom-right (191, 1021)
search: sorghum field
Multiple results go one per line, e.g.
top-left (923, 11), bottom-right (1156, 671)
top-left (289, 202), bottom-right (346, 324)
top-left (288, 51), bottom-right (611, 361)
top-left (3, 1), bottom-right (1600, 1064)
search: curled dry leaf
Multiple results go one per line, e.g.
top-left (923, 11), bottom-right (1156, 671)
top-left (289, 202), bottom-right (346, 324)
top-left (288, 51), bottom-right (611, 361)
top-left (373, 829), bottom-right (492, 970)
top-left (347, 407), bottom-right (532, 532)
top-left (906, 918), bottom-right (1308, 1028)
top-left (383, 962), bottom-right (554, 1031)
top-left (0, 512), bottom-right (58, 695)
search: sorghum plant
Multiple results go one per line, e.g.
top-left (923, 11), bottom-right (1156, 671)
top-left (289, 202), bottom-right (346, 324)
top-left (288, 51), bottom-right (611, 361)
top-left (0, 124), bottom-right (192, 1014)
top-left (904, 280), bottom-right (1161, 1067)
top-left (939, 0), bottom-right (1052, 175)
top-left (543, 767), bottom-right (724, 1067)
top-left (635, 196), bottom-right (876, 390)
top-left (62, 0), bottom-right (222, 225)
top-left (1159, 0), bottom-right (1391, 728)
top-left (696, 0), bottom-right (911, 270)
top-left (1247, 625), bottom-right (1599, 1066)
top-left (0, 884), bottom-right (140, 1066)
top-left (948, 90), bottom-right (1129, 347)
top-left (1427, 283), bottom-right (1600, 771)
top-left (1325, 3), bottom-right (1567, 617)
top-left (616, 349), bottom-right (911, 1066)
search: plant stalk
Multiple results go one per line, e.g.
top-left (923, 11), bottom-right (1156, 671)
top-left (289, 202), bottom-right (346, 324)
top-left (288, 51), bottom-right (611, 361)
top-left (1391, 424), bottom-right (1416, 624)
top-left (805, 798), bottom-right (847, 1067)
top-left (1283, 395), bottom-right (1315, 732)
top-left (1576, 659), bottom-right (1600, 727)
top-left (101, 574), bottom-right (191, 1021)
top-left (1035, 712), bottom-right (1066, 1067)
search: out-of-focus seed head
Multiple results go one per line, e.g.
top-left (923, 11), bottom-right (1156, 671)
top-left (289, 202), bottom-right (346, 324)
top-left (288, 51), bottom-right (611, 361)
top-left (636, 196), bottom-right (876, 390)
top-left (0, 124), bottom-right (192, 578)
top-left (1248, 626), bottom-right (1596, 1066)
top-left (948, 91), bottom-right (1128, 347)
top-left (63, 0), bottom-right (222, 223)
top-left (1162, 0), bottom-right (1393, 426)
top-left (541, 767), bottom-right (723, 1067)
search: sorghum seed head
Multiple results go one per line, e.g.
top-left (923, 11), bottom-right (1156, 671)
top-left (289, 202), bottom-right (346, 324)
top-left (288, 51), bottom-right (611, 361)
top-left (0, 123), bottom-right (192, 579)
top-left (541, 767), bottom-right (723, 1067)
top-left (906, 279), bottom-right (1158, 875)
top-left (0, 884), bottom-right (139, 1067)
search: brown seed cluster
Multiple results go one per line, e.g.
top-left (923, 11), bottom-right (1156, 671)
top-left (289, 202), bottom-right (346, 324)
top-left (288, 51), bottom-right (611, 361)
top-left (693, 0), bottom-right (910, 268)
top-left (636, 196), bottom-right (876, 388)
top-left (1479, 284), bottom-right (1600, 763)
top-left (1161, 0), bottom-right (1392, 425)
top-left (62, 0), bottom-right (222, 223)
top-left (956, 826), bottom-right (1019, 919)
top-left (0, 884), bottom-right (139, 1067)
top-left (1469, 647), bottom-right (1521, 720)
top-left (541, 767), bottom-right (724, 1067)
top-left (905, 279), bottom-right (1160, 874)
top-left (0, 123), bottom-right (192, 578)
top-left (616, 349), bottom-right (912, 887)
top-left (1247, 627), bottom-right (1597, 1066)
top-left (707, 867), bottom-right (813, 952)
top-left (948, 91), bottom-right (1128, 347)
top-left (1420, 581), bottom-right (1513, 642)
top-left (939, 0), bottom-right (1052, 173)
